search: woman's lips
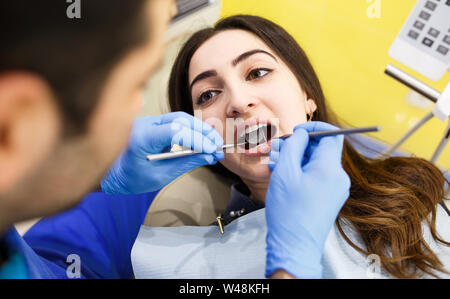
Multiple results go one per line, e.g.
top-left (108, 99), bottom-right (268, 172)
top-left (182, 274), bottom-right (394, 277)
top-left (242, 139), bottom-right (273, 156)
top-left (222, 138), bottom-right (273, 157)
top-left (223, 117), bottom-right (285, 157)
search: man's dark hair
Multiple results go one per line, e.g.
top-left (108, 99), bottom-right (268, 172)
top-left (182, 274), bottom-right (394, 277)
top-left (0, 0), bottom-right (149, 135)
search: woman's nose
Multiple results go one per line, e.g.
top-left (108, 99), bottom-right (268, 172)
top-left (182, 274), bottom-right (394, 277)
top-left (226, 94), bottom-right (258, 117)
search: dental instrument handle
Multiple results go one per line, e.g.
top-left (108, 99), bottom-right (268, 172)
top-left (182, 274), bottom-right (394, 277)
top-left (277, 125), bottom-right (381, 140)
top-left (146, 126), bottom-right (381, 161)
top-left (146, 143), bottom-right (243, 161)
top-left (146, 149), bottom-right (201, 161)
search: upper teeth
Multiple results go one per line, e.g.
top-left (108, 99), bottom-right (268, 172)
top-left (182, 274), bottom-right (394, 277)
top-left (240, 124), bottom-right (267, 138)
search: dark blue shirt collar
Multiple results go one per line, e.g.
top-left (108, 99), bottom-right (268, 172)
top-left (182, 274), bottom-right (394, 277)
top-left (0, 227), bottom-right (60, 278)
top-left (0, 228), bottom-right (28, 278)
top-left (222, 183), bottom-right (265, 224)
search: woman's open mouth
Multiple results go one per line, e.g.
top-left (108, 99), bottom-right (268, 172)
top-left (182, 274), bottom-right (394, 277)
top-left (235, 121), bottom-right (277, 155)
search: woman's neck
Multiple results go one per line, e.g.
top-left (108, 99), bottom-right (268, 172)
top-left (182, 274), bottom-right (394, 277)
top-left (241, 178), bottom-right (269, 204)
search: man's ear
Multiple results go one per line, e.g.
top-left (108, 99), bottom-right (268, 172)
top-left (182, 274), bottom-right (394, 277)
top-left (0, 72), bottom-right (61, 192)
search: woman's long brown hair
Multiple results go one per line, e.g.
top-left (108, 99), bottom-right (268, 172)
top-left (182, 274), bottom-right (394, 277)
top-left (168, 15), bottom-right (450, 278)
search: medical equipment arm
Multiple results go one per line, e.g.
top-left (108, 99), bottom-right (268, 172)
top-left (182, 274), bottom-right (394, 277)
top-left (383, 64), bottom-right (450, 163)
top-left (101, 112), bottom-right (224, 194)
top-left (265, 121), bottom-right (351, 278)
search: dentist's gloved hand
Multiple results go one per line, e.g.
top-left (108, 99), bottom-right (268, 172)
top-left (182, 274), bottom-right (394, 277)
top-left (265, 121), bottom-right (351, 278)
top-left (101, 112), bottom-right (224, 194)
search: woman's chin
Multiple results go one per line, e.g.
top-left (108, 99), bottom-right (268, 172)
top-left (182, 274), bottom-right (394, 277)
top-left (222, 155), bottom-right (272, 182)
top-left (245, 164), bottom-right (272, 182)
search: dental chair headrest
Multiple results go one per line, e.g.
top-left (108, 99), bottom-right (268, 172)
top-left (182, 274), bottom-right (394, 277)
top-left (144, 167), bottom-right (234, 227)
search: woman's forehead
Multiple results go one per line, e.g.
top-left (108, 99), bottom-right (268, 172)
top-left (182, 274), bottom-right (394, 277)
top-left (188, 29), bottom-right (274, 80)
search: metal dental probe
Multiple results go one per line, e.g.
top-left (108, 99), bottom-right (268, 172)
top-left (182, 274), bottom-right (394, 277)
top-left (145, 125), bottom-right (381, 161)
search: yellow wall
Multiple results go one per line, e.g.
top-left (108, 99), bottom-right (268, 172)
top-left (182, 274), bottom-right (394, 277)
top-left (221, 0), bottom-right (450, 169)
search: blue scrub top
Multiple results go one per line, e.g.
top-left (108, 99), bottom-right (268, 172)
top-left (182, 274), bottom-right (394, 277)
top-left (0, 191), bottom-right (157, 279)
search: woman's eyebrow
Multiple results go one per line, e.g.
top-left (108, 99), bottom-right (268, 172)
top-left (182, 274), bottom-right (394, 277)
top-left (190, 70), bottom-right (218, 91)
top-left (190, 49), bottom-right (277, 91)
top-left (232, 49), bottom-right (277, 66)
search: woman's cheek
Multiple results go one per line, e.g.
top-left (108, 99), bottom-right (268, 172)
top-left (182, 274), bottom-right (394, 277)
top-left (271, 105), bottom-right (308, 133)
top-left (195, 109), bottom-right (227, 140)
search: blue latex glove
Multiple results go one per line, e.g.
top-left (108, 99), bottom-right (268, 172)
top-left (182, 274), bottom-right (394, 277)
top-left (101, 112), bottom-right (224, 194)
top-left (265, 121), bottom-right (351, 278)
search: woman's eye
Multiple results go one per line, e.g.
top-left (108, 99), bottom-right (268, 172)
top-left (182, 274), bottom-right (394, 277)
top-left (247, 68), bottom-right (272, 81)
top-left (196, 90), bottom-right (220, 106)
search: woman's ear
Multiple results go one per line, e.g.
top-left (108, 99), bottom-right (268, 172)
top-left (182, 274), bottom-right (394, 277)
top-left (306, 99), bottom-right (317, 121)
top-left (0, 72), bottom-right (61, 192)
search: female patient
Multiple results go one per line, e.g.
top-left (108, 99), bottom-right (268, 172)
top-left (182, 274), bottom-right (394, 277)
top-left (141, 15), bottom-right (450, 278)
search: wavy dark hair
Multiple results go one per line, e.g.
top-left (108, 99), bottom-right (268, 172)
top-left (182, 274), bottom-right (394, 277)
top-left (168, 14), bottom-right (450, 278)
